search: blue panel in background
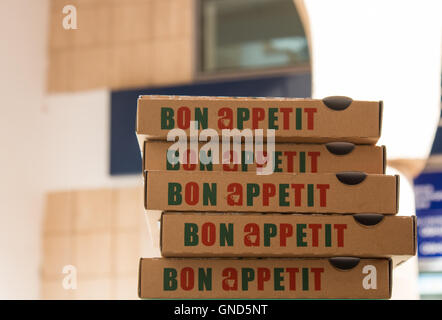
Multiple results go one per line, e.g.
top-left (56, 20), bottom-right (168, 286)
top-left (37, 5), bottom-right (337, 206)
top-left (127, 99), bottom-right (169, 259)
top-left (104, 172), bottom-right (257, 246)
top-left (430, 126), bottom-right (442, 155)
top-left (110, 73), bottom-right (311, 175)
top-left (414, 172), bottom-right (442, 260)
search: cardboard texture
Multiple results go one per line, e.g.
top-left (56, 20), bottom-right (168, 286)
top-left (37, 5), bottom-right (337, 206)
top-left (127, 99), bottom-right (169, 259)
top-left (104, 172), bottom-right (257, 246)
top-left (144, 171), bottom-right (399, 214)
top-left (143, 141), bottom-right (386, 174)
top-left (138, 257), bottom-right (391, 299)
top-left (160, 213), bottom-right (416, 265)
top-left (136, 95), bottom-right (382, 144)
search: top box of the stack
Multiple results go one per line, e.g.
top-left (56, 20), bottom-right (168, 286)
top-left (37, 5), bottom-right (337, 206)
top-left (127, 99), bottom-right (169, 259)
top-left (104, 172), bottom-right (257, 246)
top-left (136, 95), bottom-right (382, 144)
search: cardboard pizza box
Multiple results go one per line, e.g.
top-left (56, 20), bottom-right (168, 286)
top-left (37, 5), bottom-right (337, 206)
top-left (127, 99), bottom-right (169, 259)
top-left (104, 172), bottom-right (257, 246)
top-left (143, 141), bottom-right (386, 174)
top-left (138, 257), bottom-right (392, 299)
top-left (160, 212), bottom-right (415, 266)
top-left (144, 171), bottom-right (399, 214)
top-left (136, 95), bottom-right (382, 144)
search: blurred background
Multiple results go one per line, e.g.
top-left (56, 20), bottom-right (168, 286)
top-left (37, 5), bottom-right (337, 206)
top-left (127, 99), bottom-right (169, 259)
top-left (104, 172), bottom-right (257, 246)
top-left (0, 0), bottom-right (441, 299)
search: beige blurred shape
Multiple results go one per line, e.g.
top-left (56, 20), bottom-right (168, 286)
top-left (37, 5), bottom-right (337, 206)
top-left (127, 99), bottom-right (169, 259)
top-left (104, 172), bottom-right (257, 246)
top-left (41, 187), bottom-right (153, 300)
top-left (47, 0), bottom-right (194, 92)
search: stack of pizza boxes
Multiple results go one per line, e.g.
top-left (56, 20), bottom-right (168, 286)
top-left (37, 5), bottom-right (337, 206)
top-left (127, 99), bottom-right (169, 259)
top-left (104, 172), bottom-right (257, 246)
top-left (136, 95), bottom-right (416, 299)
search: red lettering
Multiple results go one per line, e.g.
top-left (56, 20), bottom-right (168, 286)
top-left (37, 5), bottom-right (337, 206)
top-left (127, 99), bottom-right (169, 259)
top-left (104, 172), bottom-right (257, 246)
top-left (218, 108), bottom-right (233, 129)
top-left (317, 184), bottom-right (330, 207)
top-left (308, 224), bottom-right (322, 247)
top-left (291, 184), bottom-right (305, 207)
top-left (257, 268), bottom-right (271, 290)
top-left (227, 183), bottom-right (242, 206)
top-left (311, 268), bottom-right (324, 291)
top-left (223, 151), bottom-right (238, 172)
top-left (244, 223), bottom-right (260, 246)
top-left (185, 182), bottom-right (199, 205)
top-left (255, 151), bottom-right (268, 168)
top-left (181, 267), bottom-right (194, 291)
top-left (286, 268), bottom-right (299, 290)
top-left (177, 106), bottom-right (190, 129)
top-left (280, 224), bottom-right (293, 247)
top-left (262, 183), bottom-right (276, 206)
top-left (304, 108), bottom-right (317, 130)
top-left (183, 149), bottom-right (197, 171)
top-left (284, 151), bottom-right (297, 173)
top-left (222, 268), bottom-right (238, 291)
top-left (308, 151), bottom-right (320, 173)
top-left (201, 222), bottom-right (216, 246)
top-left (252, 108), bottom-right (265, 129)
top-left (280, 108), bottom-right (293, 130)
top-left (334, 224), bottom-right (347, 247)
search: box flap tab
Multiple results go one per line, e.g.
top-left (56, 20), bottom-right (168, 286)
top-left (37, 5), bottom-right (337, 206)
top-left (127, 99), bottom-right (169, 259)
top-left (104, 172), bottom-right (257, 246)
top-left (336, 172), bottom-right (367, 185)
top-left (325, 142), bottom-right (355, 155)
top-left (353, 214), bottom-right (385, 226)
top-left (322, 96), bottom-right (353, 111)
top-left (329, 257), bottom-right (360, 270)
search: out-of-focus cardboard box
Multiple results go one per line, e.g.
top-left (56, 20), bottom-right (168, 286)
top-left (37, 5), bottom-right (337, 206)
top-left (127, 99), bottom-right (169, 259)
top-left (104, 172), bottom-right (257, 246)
top-left (138, 257), bottom-right (392, 299)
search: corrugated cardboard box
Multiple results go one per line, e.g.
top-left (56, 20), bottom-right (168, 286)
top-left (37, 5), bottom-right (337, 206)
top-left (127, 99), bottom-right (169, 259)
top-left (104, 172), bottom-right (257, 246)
top-left (144, 171), bottom-right (399, 214)
top-left (138, 257), bottom-right (391, 299)
top-left (160, 212), bottom-right (415, 266)
top-left (136, 95), bottom-right (382, 144)
top-left (143, 141), bottom-right (386, 174)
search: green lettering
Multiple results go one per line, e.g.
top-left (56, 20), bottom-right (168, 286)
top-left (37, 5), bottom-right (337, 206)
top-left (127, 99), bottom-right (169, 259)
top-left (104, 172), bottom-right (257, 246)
top-left (166, 150), bottom-right (179, 170)
top-left (247, 184), bottom-right (260, 206)
top-left (308, 184), bottom-right (314, 207)
top-left (242, 268), bottom-right (255, 291)
top-left (241, 150), bottom-right (248, 171)
top-left (325, 224), bottom-right (332, 247)
top-left (279, 184), bottom-right (290, 206)
top-left (195, 108), bottom-right (208, 129)
top-left (161, 107), bottom-right (174, 129)
top-left (274, 268), bottom-right (284, 291)
top-left (299, 152), bottom-right (306, 173)
top-left (269, 108), bottom-right (279, 129)
top-left (199, 150), bottom-right (213, 171)
top-left (198, 268), bottom-right (212, 291)
top-left (220, 223), bottom-right (234, 247)
top-left (296, 108), bottom-right (302, 130)
top-left (297, 224), bottom-right (307, 247)
top-left (202, 183), bottom-right (216, 206)
top-left (164, 268), bottom-right (177, 290)
top-left (302, 268), bottom-right (309, 291)
top-left (274, 151), bottom-right (282, 172)
top-left (168, 183), bottom-right (182, 205)
top-left (237, 108), bottom-right (250, 129)
top-left (264, 224), bottom-right (277, 247)
top-left (184, 223), bottom-right (198, 246)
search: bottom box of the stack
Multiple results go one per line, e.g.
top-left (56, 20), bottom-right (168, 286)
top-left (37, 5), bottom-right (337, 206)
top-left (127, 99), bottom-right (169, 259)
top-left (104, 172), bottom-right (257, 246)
top-left (138, 257), bottom-right (392, 299)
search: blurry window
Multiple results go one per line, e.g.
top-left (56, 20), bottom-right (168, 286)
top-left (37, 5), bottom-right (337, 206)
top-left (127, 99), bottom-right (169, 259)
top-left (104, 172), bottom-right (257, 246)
top-left (200, 0), bottom-right (310, 74)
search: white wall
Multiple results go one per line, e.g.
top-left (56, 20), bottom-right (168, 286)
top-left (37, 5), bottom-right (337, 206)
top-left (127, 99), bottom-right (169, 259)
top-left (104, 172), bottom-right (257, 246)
top-left (305, 0), bottom-right (441, 160)
top-left (43, 90), bottom-right (140, 191)
top-left (303, 0), bottom-right (442, 299)
top-left (0, 1), bottom-right (141, 299)
top-left (0, 0), bottom-right (49, 299)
